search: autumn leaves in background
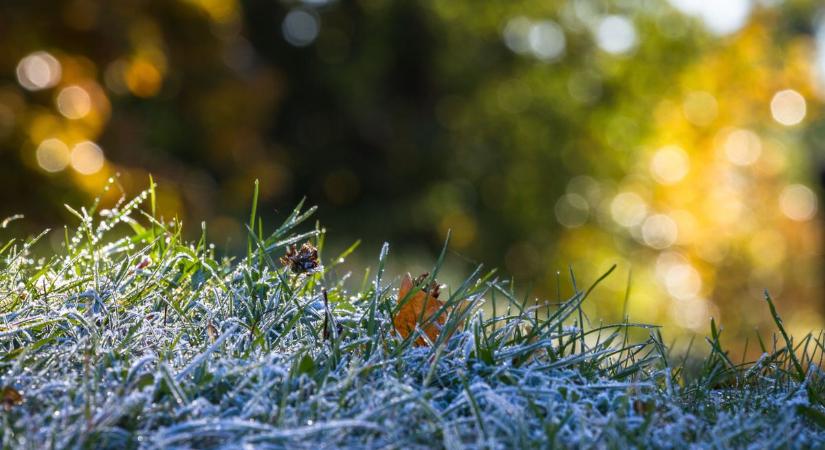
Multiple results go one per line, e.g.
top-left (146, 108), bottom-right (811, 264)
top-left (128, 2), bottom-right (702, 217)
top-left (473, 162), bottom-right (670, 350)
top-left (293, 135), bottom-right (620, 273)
top-left (281, 242), bottom-right (455, 347)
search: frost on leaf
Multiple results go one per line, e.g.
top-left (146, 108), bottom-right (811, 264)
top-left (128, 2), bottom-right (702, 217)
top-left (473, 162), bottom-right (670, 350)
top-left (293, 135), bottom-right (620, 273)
top-left (393, 273), bottom-right (448, 346)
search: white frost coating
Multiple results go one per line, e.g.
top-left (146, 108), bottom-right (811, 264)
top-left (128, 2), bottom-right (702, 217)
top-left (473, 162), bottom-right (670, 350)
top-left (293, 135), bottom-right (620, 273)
top-left (0, 189), bottom-right (822, 449)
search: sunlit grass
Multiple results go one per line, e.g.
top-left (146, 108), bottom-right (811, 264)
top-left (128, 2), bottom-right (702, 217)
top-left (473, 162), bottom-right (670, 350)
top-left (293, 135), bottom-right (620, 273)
top-left (0, 182), bottom-right (823, 448)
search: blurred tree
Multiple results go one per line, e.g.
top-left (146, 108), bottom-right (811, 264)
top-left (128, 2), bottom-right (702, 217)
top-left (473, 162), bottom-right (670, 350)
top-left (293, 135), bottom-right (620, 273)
top-left (0, 0), bottom-right (822, 343)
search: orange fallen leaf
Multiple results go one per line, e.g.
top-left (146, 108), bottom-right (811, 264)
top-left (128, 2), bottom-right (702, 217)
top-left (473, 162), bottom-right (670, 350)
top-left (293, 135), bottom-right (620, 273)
top-left (393, 273), bottom-right (448, 346)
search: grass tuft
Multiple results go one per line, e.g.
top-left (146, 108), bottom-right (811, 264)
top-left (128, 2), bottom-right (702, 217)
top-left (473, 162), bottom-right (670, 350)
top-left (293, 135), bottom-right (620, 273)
top-left (0, 186), bottom-right (823, 449)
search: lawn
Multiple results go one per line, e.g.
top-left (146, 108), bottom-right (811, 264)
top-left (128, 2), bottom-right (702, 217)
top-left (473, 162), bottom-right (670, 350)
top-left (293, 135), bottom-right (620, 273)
top-left (1, 184), bottom-right (824, 449)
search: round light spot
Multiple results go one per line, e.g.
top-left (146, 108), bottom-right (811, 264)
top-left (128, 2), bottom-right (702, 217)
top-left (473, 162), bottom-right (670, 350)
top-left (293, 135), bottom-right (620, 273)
top-left (668, 0), bottom-right (751, 36)
top-left (36, 138), bottom-right (70, 172)
top-left (642, 214), bottom-right (678, 249)
top-left (683, 91), bottom-right (718, 127)
top-left (700, 0), bottom-right (751, 36)
top-left (723, 128), bottom-right (761, 166)
top-left (528, 20), bottom-right (565, 61)
top-left (650, 145), bottom-right (689, 185)
top-left (16, 51), bottom-right (62, 91)
top-left (655, 251), bottom-right (688, 283)
top-left (70, 141), bottom-right (105, 175)
top-left (554, 193), bottom-right (589, 228)
top-left (566, 175), bottom-right (602, 201)
top-left (665, 263), bottom-right (702, 300)
top-left (779, 184), bottom-right (817, 221)
top-left (125, 59), bottom-right (163, 98)
top-left (502, 16), bottom-right (532, 54)
top-left (770, 89), bottom-right (806, 126)
top-left (56, 85), bottom-right (92, 119)
top-left (610, 192), bottom-right (647, 227)
top-left (668, 297), bottom-right (712, 331)
top-left (282, 9), bottom-right (320, 47)
top-left (595, 15), bottom-right (637, 55)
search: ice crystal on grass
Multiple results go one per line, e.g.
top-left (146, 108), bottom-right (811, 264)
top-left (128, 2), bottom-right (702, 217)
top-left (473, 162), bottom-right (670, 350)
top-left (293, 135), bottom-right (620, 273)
top-left (0, 188), bottom-right (824, 449)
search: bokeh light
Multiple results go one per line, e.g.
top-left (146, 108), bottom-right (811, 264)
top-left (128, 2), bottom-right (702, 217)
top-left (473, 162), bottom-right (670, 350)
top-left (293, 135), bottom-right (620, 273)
top-left (722, 128), bottom-right (761, 166)
top-left (665, 263), bottom-right (703, 300)
top-left (70, 141), bottom-right (105, 175)
top-left (528, 20), bottom-right (566, 62)
top-left (503, 17), bottom-right (532, 55)
top-left (650, 145), bottom-right (690, 185)
top-left (668, 0), bottom-right (752, 36)
top-left (642, 214), bottom-right (678, 249)
top-left (16, 52), bottom-right (62, 91)
top-left (779, 184), bottom-right (817, 221)
top-left (595, 15), bottom-right (637, 55)
top-left (282, 9), bottom-right (320, 47)
top-left (35, 138), bottom-right (70, 173)
top-left (124, 58), bottom-right (164, 98)
top-left (1, 0), bottom-right (823, 352)
top-left (770, 89), bottom-right (806, 126)
top-left (555, 193), bottom-right (589, 228)
top-left (56, 85), bottom-right (92, 120)
top-left (610, 192), bottom-right (648, 227)
top-left (669, 297), bottom-right (712, 331)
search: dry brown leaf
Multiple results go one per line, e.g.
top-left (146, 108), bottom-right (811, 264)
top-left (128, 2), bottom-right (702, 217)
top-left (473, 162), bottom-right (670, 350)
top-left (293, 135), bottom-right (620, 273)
top-left (393, 273), bottom-right (448, 346)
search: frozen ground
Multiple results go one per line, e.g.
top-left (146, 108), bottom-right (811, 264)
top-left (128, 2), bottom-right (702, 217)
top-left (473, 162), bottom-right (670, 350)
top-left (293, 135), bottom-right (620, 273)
top-left (1, 190), bottom-right (823, 449)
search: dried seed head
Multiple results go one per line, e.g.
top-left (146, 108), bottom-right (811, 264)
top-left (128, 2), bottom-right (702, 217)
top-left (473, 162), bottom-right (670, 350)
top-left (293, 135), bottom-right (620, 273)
top-left (280, 242), bottom-right (320, 274)
top-left (2, 386), bottom-right (23, 411)
top-left (413, 272), bottom-right (441, 299)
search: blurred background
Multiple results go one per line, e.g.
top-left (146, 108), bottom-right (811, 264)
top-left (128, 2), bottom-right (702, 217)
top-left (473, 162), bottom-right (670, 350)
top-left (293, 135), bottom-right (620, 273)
top-left (1, 0), bottom-right (823, 346)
